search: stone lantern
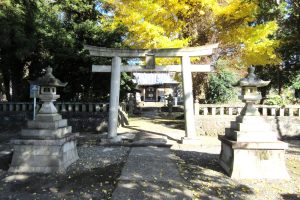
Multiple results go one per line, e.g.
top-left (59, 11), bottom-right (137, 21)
top-left (9, 67), bottom-right (78, 173)
top-left (239, 66), bottom-right (269, 116)
top-left (218, 66), bottom-right (289, 179)
top-left (30, 67), bottom-right (67, 118)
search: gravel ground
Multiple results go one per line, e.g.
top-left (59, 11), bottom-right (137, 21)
top-left (172, 141), bottom-right (300, 200)
top-left (1, 115), bottom-right (300, 200)
top-left (0, 145), bottom-right (130, 200)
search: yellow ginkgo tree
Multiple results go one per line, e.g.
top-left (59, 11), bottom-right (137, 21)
top-left (104, 0), bottom-right (281, 67)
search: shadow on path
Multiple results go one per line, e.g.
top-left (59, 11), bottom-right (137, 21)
top-left (125, 126), bottom-right (181, 143)
top-left (172, 150), bottom-right (255, 200)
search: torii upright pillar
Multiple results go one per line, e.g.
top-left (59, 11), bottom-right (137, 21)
top-left (108, 56), bottom-right (122, 141)
top-left (181, 56), bottom-right (197, 139)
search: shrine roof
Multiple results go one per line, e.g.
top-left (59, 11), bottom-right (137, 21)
top-left (133, 73), bottom-right (178, 86)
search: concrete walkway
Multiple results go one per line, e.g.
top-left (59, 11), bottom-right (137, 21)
top-left (112, 110), bottom-right (195, 199)
top-left (112, 147), bottom-right (192, 200)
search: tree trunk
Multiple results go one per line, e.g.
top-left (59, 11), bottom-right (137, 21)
top-left (11, 62), bottom-right (25, 101)
top-left (1, 66), bottom-right (12, 101)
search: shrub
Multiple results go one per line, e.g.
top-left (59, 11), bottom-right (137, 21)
top-left (265, 89), bottom-right (296, 106)
top-left (206, 70), bottom-right (237, 104)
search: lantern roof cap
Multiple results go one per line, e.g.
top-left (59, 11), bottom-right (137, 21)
top-left (239, 66), bottom-right (270, 87)
top-left (30, 67), bottom-right (67, 87)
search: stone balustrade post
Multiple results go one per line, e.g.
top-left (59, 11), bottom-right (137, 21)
top-left (9, 103), bottom-right (14, 111)
top-left (279, 108), bottom-right (284, 116)
top-left (22, 103), bottom-right (26, 111)
top-left (194, 99), bottom-right (199, 116)
top-left (95, 104), bottom-right (100, 112)
top-left (103, 104), bottom-right (108, 112)
top-left (68, 104), bottom-right (72, 112)
top-left (88, 104), bottom-right (93, 112)
top-left (288, 108), bottom-right (293, 116)
top-left (271, 108), bottom-right (276, 116)
top-left (211, 107), bottom-right (216, 115)
top-left (220, 107), bottom-right (224, 115)
top-left (75, 103), bottom-right (79, 112)
top-left (82, 104), bottom-right (86, 112)
top-left (28, 104), bottom-right (32, 111)
top-left (61, 104), bottom-right (66, 112)
top-left (203, 107), bottom-right (208, 115)
top-left (3, 104), bottom-right (7, 111)
top-left (228, 107), bottom-right (233, 115)
top-left (262, 107), bottom-right (267, 116)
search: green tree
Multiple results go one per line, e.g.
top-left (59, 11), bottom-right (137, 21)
top-left (206, 69), bottom-right (237, 104)
top-left (0, 0), bottom-right (131, 102)
top-left (0, 0), bottom-right (39, 101)
top-left (255, 1), bottom-right (300, 95)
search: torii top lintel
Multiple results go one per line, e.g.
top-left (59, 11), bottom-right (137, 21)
top-left (84, 44), bottom-right (219, 58)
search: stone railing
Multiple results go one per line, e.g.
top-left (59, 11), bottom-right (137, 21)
top-left (0, 102), bottom-right (110, 113)
top-left (193, 103), bottom-right (300, 137)
top-left (194, 103), bottom-right (300, 117)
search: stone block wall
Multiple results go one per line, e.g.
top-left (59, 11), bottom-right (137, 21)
top-left (195, 115), bottom-right (300, 138)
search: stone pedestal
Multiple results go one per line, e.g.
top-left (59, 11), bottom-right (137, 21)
top-left (9, 114), bottom-right (79, 173)
top-left (219, 136), bottom-right (289, 179)
top-left (219, 115), bottom-right (289, 179)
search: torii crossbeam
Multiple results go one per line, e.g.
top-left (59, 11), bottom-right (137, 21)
top-left (85, 44), bottom-right (218, 143)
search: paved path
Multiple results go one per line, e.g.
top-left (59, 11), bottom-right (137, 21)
top-left (112, 147), bottom-right (192, 200)
top-left (118, 110), bottom-right (186, 146)
top-left (112, 110), bottom-right (194, 199)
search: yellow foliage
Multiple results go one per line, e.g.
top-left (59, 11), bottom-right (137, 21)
top-left (104, 0), bottom-right (281, 66)
top-left (105, 0), bottom-right (189, 48)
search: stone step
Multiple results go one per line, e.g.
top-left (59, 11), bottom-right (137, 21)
top-left (21, 126), bottom-right (72, 139)
top-left (27, 119), bottom-right (68, 129)
top-left (237, 122), bottom-right (272, 132)
top-left (131, 138), bottom-right (168, 146)
top-left (35, 113), bottom-right (62, 121)
top-left (231, 131), bottom-right (278, 142)
top-left (236, 115), bottom-right (267, 123)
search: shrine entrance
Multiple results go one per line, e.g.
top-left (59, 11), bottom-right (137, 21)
top-left (145, 86), bottom-right (156, 102)
top-left (85, 44), bottom-right (218, 143)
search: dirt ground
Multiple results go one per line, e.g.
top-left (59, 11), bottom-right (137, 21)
top-left (173, 141), bottom-right (300, 200)
top-left (0, 128), bottom-right (129, 200)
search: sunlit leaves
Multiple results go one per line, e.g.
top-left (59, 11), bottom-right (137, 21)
top-left (105, 0), bottom-right (189, 48)
top-left (105, 0), bottom-right (281, 66)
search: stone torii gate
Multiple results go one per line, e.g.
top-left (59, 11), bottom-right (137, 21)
top-left (85, 44), bottom-right (218, 143)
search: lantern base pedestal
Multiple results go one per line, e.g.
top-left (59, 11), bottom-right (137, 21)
top-left (218, 136), bottom-right (289, 179)
top-left (226, 116), bottom-right (278, 142)
top-left (35, 113), bottom-right (62, 121)
top-left (9, 133), bottom-right (78, 173)
top-left (10, 112), bottom-right (79, 173)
